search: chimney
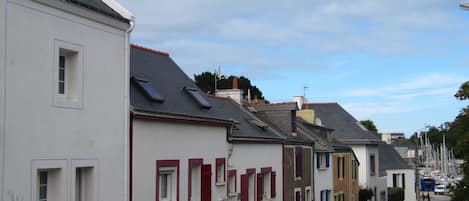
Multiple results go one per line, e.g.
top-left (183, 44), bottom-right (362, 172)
top-left (293, 96), bottom-right (305, 110)
top-left (232, 77), bottom-right (239, 89)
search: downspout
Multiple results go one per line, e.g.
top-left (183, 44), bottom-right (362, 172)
top-left (124, 19), bottom-right (135, 201)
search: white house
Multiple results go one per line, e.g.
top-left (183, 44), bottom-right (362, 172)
top-left (208, 94), bottom-right (285, 201)
top-left (0, 0), bottom-right (133, 201)
top-left (307, 103), bottom-right (386, 201)
top-left (129, 45), bottom-right (236, 201)
top-left (379, 143), bottom-right (416, 201)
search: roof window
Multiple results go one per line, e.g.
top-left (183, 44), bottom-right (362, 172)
top-left (132, 77), bottom-right (164, 102)
top-left (184, 87), bottom-right (212, 109)
top-left (248, 119), bottom-right (269, 130)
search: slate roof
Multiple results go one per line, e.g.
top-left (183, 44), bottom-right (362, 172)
top-left (305, 103), bottom-right (381, 144)
top-left (65, 0), bottom-right (129, 22)
top-left (379, 143), bottom-right (412, 176)
top-left (130, 45), bottom-right (233, 123)
top-left (391, 139), bottom-right (417, 149)
top-left (250, 103), bottom-right (315, 145)
top-left (296, 118), bottom-right (334, 152)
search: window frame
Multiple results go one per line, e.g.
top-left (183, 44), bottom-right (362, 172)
top-left (370, 154), bottom-right (376, 176)
top-left (71, 159), bottom-right (98, 201)
top-left (228, 170), bottom-right (237, 196)
top-left (215, 158), bottom-right (226, 185)
top-left (156, 160), bottom-right (180, 201)
top-left (188, 158), bottom-right (203, 201)
top-left (53, 39), bottom-right (84, 109)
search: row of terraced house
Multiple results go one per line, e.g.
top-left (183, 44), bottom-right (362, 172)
top-left (0, 1), bottom-right (416, 201)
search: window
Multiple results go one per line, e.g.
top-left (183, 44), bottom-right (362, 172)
top-left (337, 157), bottom-right (345, 179)
top-left (305, 187), bottom-right (312, 201)
top-left (184, 87), bottom-right (212, 109)
top-left (132, 77), bottom-right (164, 102)
top-left (317, 152), bottom-right (330, 169)
top-left (228, 170), bottom-right (237, 195)
top-left (71, 160), bottom-right (97, 201)
top-left (38, 171), bottom-right (48, 201)
top-left (188, 159), bottom-right (202, 201)
top-left (294, 188), bottom-right (301, 201)
top-left (321, 190), bottom-right (330, 201)
top-left (157, 160), bottom-right (179, 201)
top-left (216, 158), bottom-right (226, 184)
top-left (32, 160), bottom-right (66, 201)
top-left (295, 147), bottom-right (303, 178)
top-left (241, 169), bottom-right (256, 201)
top-left (53, 40), bottom-right (83, 108)
top-left (370, 155), bottom-right (376, 176)
top-left (260, 167), bottom-right (274, 200)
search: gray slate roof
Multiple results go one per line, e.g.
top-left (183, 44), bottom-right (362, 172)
top-left (296, 118), bottom-right (334, 152)
top-left (251, 103), bottom-right (315, 145)
top-left (130, 46), bottom-right (232, 122)
top-left (305, 103), bottom-right (381, 144)
top-left (130, 45), bottom-right (283, 142)
top-left (391, 139), bottom-right (417, 149)
top-left (379, 143), bottom-right (412, 176)
top-left (65, 0), bottom-right (129, 22)
top-left (207, 97), bottom-right (285, 141)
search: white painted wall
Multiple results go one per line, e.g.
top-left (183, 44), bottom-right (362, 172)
top-left (386, 169), bottom-right (416, 201)
top-left (3, 1), bottom-right (129, 201)
top-left (313, 152), bottom-right (333, 201)
top-left (0, 0), bottom-right (6, 199)
top-left (350, 145), bottom-right (386, 201)
top-left (133, 120), bottom-right (228, 201)
top-left (229, 143), bottom-right (283, 201)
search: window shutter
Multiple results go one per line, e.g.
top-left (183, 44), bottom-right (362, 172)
top-left (241, 175), bottom-right (249, 201)
top-left (316, 153), bottom-right (320, 169)
top-left (257, 173), bottom-right (263, 201)
top-left (326, 153), bottom-right (330, 168)
top-left (402, 174), bottom-right (405, 189)
top-left (320, 190), bottom-right (323, 201)
top-left (295, 191), bottom-right (301, 201)
top-left (393, 174), bottom-right (397, 187)
top-left (271, 172), bottom-right (276, 198)
top-left (326, 190), bottom-right (329, 201)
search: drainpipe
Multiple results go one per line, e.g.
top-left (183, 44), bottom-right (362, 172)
top-left (124, 18), bottom-right (135, 201)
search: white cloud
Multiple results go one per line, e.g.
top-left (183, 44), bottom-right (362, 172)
top-left (343, 74), bottom-right (465, 98)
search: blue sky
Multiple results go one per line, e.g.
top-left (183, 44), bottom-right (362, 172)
top-left (120, 0), bottom-right (469, 136)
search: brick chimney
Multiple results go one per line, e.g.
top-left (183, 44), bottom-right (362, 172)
top-left (233, 77), bottom-right (238, 89)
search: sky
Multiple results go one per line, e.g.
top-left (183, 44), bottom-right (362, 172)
top-left (119, 0), bottom-right (469, 137)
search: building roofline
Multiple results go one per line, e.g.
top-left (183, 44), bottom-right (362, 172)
top-left (131, 44), bottom-right (170, 57)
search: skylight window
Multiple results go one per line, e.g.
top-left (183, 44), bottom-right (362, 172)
top-left (184, 87), bottom-right (212, 109)
top-left (132, 77), bottom-right (164, 102)
top-left (248, 119), bottom-right (269, 130)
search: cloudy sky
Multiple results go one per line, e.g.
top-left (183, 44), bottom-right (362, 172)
top-left (119, 0), bottom-right (469, 136)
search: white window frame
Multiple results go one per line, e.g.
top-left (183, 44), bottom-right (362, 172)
top-left (228, 171), bottom-right (236, 196)
top-left (159, 167), bottom-right (177, 201)
top-left (71, 159), bottom-right (97, 201)
top-left (305, 186), bottom-right (312, 201)
top-left (294, 187), bottom-right (302, 201)
top-left (31, 159), bottom-right (67, 201)
top-left (263, 172), bottom-right (271, 199)
top-left (53, 39), bottom-right (84, 109)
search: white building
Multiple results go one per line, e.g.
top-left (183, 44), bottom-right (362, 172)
top-left (307, 103), bottom-right (387, 201)
top-left (0, 0), bottom-right (133, 201)
top-left (379, 143), bottom-right (416, 201)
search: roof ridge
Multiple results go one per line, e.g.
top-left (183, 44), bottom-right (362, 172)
top-left (250, 101), bottom-right (297, 106)
top-left (131, 44), bottom-right (170, 57)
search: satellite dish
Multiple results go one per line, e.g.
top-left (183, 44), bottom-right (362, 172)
top-left (315, 118), bottom-right (322, 126)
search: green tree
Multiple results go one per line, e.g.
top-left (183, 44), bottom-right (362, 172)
top-left (359, 188), bottom-right (374, 201)
top-left (360, 120), bottom-right (378, 133)
top-left (193, 71), bottom-right (266, 101)
top-left (455, 81), bottom-right (469, 100)
top-left (388, 188), bottom-right (404, 201)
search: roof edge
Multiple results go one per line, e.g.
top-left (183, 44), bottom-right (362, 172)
top-left (131, 44), bottom-right (170, 57)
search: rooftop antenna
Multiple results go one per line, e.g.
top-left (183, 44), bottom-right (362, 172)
top-left (303, 86), bottom-right (309, 98)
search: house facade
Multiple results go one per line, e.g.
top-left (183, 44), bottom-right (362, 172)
top-left (333, 146), bottom-right (360, 201)
top-left (129, 45), bottom-right (236, 201)
top-left (0, 1), bottom-right (133, 201)
top-left (379, 143), bottom-right (416, 201)
top-left (306, 103), bottom-right (386, 201)
top-left (252, 103), bottom-right (315, 201)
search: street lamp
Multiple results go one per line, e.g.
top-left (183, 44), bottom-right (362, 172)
top-left (460, 2), bottom-right (469, 9)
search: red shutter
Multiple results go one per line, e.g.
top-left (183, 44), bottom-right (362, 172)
top-left (295, 147), bottom-right (303, 177)
top-left (241, 174), bottom-right (249, 201)
top-left (257, 173), bottom-right (264, 201)
top-left (271, 172), bottom-right (276, 198)
top-left (201, 164), bottom-right (212, 201)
